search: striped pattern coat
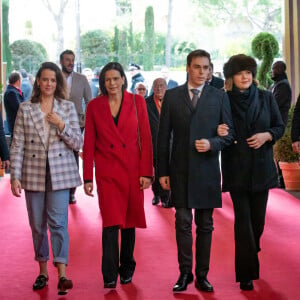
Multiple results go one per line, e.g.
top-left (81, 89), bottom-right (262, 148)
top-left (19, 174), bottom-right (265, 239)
top-left (10, 99), bottom-right (83, 191)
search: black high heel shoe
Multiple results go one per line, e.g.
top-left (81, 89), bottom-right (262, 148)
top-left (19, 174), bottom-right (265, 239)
top-left (33, 275), bottom-right (48, 290)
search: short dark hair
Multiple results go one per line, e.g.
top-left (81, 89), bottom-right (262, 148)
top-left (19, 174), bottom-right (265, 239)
top-left (8, 72), bottom-right (21, 84)
top-left (60, 49), bottom-right (75, 62)
top-left (20, 69), bottom-right (28, 78)
top-left (99, 62), bottom-right (128, 95)
top-left (273, 60), bottom-right (286, 73)
top-left (187, 49), bottom-right (211, 66)
top-left (31, 62), bottom-right (66, 103)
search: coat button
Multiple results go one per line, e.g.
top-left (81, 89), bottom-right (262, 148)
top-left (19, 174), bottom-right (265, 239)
top-left (59, 153), bottom-right (62, 156)
top-left (32, 154), bottom-right (35, 157)
top-left (31, 140), bottom-right (34, 143)
top-left (123, 144), bottom-right (126, 148)
top-left (110, 144), bottom-right (113, 148)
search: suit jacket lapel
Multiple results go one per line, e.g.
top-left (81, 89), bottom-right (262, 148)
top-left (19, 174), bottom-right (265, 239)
top-left (29, 102), bottom-right (47, 149)
top-left (182, 83), bottom-right (194, 112)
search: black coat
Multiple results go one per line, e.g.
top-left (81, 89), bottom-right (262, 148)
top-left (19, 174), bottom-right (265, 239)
top-left (221, 87), bottom-right (285, 192)
top-left (291, 94), bottom-right (300, 142)
top-left (157, 83), bottom-right (234, 208)
top-left (270, 78), bottom-right (291, 126)
top-left (3, 85), bottom-right (24, 135)
top-left (209, 75), bottom-right (224, 89)
top-left (0, 114), bottom-right (9, 161)
top-left (146, 95), bottom-right (159, 163)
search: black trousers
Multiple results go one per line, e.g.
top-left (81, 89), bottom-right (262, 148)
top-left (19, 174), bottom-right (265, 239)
top-left (175, 208), bottom-right (214, 279)
top-left (102, 226), bottom-right (136, 283)
top-left (230, 190), bottom-right (268, 282)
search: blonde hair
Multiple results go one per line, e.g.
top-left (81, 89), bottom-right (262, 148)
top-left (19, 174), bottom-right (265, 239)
top-left (224, 77), bottom-right (259, 92)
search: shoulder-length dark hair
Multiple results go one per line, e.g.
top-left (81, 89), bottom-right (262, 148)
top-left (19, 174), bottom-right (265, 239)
top-left (31, 61), bottom-right (66, 103)
top-left (99, 62), bottom-right (128, 95)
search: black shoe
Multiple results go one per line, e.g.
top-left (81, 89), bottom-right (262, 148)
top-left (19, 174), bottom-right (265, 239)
top-left (195, 277), bottom-right (214, 292)
top-left (33, 274), bottom-right (48, 290)
top-left (240, 280), bottom-right (253, 291)
top-left (69, 195), bottom-right (76, 204)
top-left (173, 272), bottom-right (194, 292)
top-left (120, 276), bottom-right (132, 284)
top-left (57, 277), bottom-right (73, 295)
top-left (152, 196), bottom-right (160, 205)
top-left (104, 281), bottom-right (117, 288)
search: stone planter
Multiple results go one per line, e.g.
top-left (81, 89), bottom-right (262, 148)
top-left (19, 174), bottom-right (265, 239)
top-left (279, 161), bottom-right (300, 191)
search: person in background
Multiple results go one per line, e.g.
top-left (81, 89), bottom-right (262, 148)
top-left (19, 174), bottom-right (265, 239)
top-left (134, 81), bottom-right (148, 98)
top-left (149, 66), bottom-right (178, 95)
top-left (129, 63), bottom-right (145, 94)
top-left (146, 77), bottom-right (172, 208)
top-left (4, 72), bottom-right (24, 141)
top-left (161, 66), bottom-right (179, 90)
top-left (10, 62), bottom-right (82, 295)
top-left (20, 69), bottom-right (33, 101)
top-left (206, 62), bottom-right (224, 89)
top-left (82, 67), bottom-right (93, 84)
top-left (291, 94), bottom-right (300, 154)
top-left (60, 49), bottom-right (92, 204)
top-left (83, 62), bottom-right (153, 289)
top-left (270, 60), bottom-right (292, 188)
top-left (0, 113), bottom-right (10, 172)
top-left (220, 54), bottom-right (284, 291)
top-left (270, 61), bottom-right (292, 127)
top-left (91, 67), bottom-right (102, 98)
top-left (157, 49), bottom-right (234, 293)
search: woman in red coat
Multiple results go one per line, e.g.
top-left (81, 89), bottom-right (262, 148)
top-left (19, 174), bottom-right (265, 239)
top-left (83, 62), bottom-right (153, 288)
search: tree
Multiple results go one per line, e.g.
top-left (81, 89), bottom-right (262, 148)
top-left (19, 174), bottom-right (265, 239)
top-left (252, 32), bottom-right (279, 88)
top-left (165, 0), bottom-right (174, 67)
top-left (41, 0), bottom-right (70, 61)
top-left (80, 30), bottom-right (112, 69)
top-left (143, 6), bottom-right (155, 71)
top-left (2, 0), bottom-right (11, 76)
top-left (10, 39), bottom-right (48, 75)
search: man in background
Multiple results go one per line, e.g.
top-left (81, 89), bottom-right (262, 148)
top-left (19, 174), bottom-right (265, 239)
top-left (60, 49), bottom-right (92, 204)
top-left (206, 62), bottom-right (224, 89)
top-left (129, 63), bottom-right (145, 94)
top-left (146, 78), bottom-right (172, 208)
top-left (270, 60), bottom-right (292, 189)
top-left (270, 60), bottom-right (292, 126)
top-left (20, 69), bottom-right (33, 101)
top-left (90, 67), bottom-right (102, 98)
top-left (4, 72), bottom-right (24, 141)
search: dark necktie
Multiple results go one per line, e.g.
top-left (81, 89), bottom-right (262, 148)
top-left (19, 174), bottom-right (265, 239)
top-left (191, 89), bottom-right (200, 108)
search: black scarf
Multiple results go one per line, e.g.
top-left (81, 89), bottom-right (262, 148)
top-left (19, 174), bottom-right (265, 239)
top-left (228, 83), bottom-right (261, 140)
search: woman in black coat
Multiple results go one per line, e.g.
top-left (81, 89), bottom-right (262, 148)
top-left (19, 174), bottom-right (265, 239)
top-left (220, 54), bottom-right (284, 291)
top-left (0, 113), bottom-right (9, 171)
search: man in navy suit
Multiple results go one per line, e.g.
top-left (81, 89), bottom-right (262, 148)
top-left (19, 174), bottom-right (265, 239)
top-left (157, 49), bottom-right (234, 293)
top-left (206, 62), bottom-right (224, 89)
top-left (4, 72), bottom-right (24, 140)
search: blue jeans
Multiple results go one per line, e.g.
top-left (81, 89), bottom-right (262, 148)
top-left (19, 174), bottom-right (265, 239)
top-left (25, 189), bottom-right (70, 265)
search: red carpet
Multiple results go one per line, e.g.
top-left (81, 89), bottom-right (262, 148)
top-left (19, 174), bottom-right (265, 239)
top-left (1, 174), bottom-right (300, 300)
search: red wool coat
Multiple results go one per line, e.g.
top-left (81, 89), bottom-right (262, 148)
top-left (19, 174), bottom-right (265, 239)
top-left (83, 91), bottom-right (153, 228)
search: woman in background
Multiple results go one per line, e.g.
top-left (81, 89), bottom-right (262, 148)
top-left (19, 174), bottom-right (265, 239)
top-left (83, 62), bottom-right (153, 288)
top-left (10, 62), bottom-right (82, 295)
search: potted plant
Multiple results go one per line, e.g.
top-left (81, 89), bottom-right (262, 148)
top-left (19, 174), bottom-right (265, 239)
top-left (274, 105), bottom-right (300, 190)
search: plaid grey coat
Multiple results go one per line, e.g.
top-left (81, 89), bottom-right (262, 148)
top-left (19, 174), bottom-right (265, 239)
top-left (10, 99), bottom-right (83, 191)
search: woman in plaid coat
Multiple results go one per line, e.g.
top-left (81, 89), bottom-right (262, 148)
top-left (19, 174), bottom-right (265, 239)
top-left (10, 62), bottom-right (82, 295)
